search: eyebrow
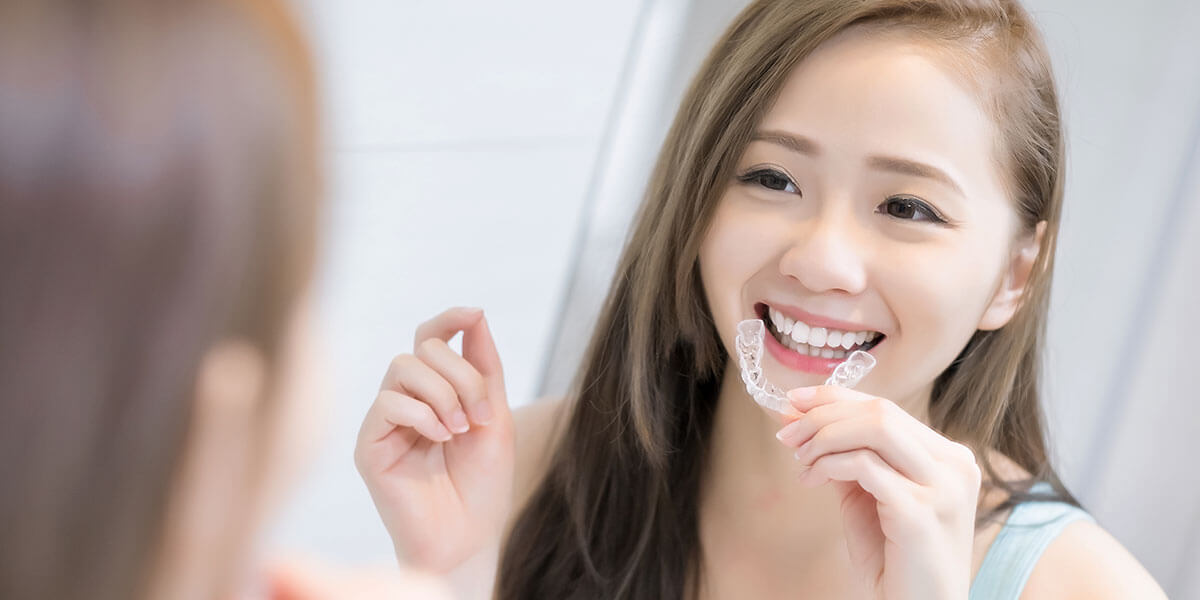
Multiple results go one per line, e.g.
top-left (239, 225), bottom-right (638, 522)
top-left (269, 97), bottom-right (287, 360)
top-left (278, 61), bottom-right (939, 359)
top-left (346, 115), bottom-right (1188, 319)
top-left (751, 130), bottom-right (965, 197)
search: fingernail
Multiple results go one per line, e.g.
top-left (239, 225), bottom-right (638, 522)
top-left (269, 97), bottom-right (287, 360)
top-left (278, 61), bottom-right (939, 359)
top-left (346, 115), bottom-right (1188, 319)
top-left (775, 419), bottom-right (804, 444)
top-left (473, 401), bottom-right (494, 425)
top-left (435, 423), bottom-right (453, 442)
top-left (450, 409), bottom-right (470, 433)
top-left (793, 441), bottom-right (811, 462)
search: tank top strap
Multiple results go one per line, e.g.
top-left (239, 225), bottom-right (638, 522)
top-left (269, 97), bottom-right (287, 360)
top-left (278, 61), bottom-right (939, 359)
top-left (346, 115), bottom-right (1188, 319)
top-left (968, 481), bottom-right (1095, 600)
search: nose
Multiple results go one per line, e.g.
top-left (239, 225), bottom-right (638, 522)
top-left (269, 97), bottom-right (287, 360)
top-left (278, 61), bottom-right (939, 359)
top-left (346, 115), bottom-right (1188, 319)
top-left (778, 211), bottom-right (869, 295)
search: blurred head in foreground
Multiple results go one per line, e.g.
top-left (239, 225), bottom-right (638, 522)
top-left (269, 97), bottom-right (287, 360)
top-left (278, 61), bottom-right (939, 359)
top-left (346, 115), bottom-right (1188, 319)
top-left (0, 0), bottom-right (324, 598)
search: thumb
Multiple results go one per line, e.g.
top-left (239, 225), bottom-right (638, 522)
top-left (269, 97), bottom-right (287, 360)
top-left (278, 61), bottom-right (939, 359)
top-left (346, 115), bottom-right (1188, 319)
top-left (462, 313), bottom-right (505, 397)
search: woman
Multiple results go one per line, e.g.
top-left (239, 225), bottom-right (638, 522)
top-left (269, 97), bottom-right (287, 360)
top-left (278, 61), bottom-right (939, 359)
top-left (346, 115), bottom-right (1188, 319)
top-left (0, 1), bottom-right (447, 598)
top-left (354, 1), bottom-right (1167, 598)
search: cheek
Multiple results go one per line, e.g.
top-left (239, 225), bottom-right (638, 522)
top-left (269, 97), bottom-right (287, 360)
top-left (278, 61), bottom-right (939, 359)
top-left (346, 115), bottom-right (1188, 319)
top-left (874, 234), bottom-right (1005, 374)
top-left (699, 197), bottom-right (781, 349)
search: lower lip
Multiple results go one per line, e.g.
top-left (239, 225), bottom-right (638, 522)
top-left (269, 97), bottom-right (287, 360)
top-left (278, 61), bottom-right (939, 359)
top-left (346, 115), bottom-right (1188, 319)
top-left (763, 325), bottom-right (872, 375)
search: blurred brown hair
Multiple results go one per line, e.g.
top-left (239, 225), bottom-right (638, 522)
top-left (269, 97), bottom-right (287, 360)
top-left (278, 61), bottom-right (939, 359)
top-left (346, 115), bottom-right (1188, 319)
top-left (0, 0), bottom-right (320, 598)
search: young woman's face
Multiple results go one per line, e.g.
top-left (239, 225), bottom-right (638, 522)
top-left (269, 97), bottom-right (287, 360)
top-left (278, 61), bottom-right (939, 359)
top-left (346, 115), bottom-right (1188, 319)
top-left (699, 28), bottom-right (1032, 408)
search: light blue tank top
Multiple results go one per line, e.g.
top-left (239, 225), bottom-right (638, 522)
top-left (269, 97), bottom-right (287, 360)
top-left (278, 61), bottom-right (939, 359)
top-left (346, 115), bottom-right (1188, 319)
top-left (968, 481), bottom-right (1095, 600)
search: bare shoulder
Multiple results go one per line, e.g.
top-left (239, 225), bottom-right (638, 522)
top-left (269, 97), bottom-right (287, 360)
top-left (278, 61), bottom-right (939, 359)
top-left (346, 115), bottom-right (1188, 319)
top-left (1020, 518), bottom-right (1167, 599)
top-left (511, 396), bottom-right (570, 513)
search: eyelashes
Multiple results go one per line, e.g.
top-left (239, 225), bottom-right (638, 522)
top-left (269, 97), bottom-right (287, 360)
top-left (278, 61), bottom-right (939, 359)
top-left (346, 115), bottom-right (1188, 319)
top-left (736, 167), bottom-right (800, 195)
top-left (875, 195), bottom-right (949, 224)
top-left (734, 166), bottom-right (951, 225)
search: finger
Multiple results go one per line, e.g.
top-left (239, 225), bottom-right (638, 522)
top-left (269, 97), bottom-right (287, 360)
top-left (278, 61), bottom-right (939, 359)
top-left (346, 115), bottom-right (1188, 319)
top-left (412, 307), bottom-right (507, 424)
top-left (413, 306), bottom-right (485, 347)
top-left (789, 414), bottom-right (940, 485)
top-left (462, 313), bottom-right (503, 383)
top-left (799, 448), bottom-right (918, 510)
top-left (461, 313), bottom-right (506, 419)
top-left (415, 337), bottom-right (492, 425)
top-left (388, 354), bottom-right (471, 433)
top-left (786, 383), bottom-right (871, 413)
top-left (781, 388), bottom-right (947, 454)
top-left (357, 389), bottom-right (452, 447)
top-left (776, 397), bottom-right (871, 447)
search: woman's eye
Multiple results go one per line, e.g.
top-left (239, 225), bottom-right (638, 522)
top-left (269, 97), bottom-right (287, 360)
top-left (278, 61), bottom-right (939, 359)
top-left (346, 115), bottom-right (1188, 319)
top-left (877, 195), bottom-right (947, 224)
top-left (738, 168), bottom-right (800, 195)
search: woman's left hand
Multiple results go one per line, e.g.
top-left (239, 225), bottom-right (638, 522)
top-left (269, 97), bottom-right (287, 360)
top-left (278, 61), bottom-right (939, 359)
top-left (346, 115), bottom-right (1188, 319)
top-left (776, 384), bottom-right (982, 600)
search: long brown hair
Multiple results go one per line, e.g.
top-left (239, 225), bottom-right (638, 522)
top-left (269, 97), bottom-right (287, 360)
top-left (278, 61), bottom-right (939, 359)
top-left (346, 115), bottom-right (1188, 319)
top-left (0, 1), bottom-right (319, 598)
top-left (499, 1), bottom-right (1072, 597)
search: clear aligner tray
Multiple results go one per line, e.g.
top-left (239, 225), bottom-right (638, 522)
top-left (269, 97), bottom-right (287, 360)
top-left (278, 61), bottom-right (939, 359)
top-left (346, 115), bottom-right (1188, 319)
top-left (735, 319), bottom-right (876, 414)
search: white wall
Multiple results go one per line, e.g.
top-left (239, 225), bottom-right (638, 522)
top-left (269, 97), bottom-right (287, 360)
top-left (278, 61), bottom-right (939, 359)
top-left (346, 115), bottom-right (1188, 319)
top-left (1032, 3), bottom-right (1200, 596)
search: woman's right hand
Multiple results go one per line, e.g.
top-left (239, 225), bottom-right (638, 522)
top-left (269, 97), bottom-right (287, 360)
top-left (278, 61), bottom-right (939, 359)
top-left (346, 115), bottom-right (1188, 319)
top-left (354, 307), bottom-right (515, 573)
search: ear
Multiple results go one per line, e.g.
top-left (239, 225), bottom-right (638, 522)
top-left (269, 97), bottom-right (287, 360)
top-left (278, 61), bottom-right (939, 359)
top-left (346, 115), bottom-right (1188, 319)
top-left (978, 220), bottom-right (1046, 331)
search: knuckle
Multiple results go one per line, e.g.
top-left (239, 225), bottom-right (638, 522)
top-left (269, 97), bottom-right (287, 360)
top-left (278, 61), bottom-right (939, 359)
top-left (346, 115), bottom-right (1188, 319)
top-left (852, 450), bottom-right (874, 470)
top-left (412, 325), bottom-right (431, 346)
top-left (389, 353), bottom-right (417, 372)
top-left (965, 458), bottom-right (983, 484)
top-left (423, 383), bottom-right (455, 410)
top-left (949, 442), bottom-right (982, 481)
top-left (353, 445), bottom-right (369, 472)
top-left (954, 441), bottom-right (978, 465)
top-left (412, 397), bottom-right (440, 421)
top-left (810, 426), bottom-right (832, 447)
top-left (809, 403), bottom-right (836, 423)
top-left (913, 484), bottom-right (936, 507)
top-left (415, 337), bottom-right (444, 357)
top-left (869, 396), bottom-right (891, 416)
top-left (870, 405), bottom-right (891, 430)
top-left (435, 375), bottom-right (458, 400)
top-left (372, 389), bottom-right (393, 410)
top-left (876, 416), bottom-right (902, 446)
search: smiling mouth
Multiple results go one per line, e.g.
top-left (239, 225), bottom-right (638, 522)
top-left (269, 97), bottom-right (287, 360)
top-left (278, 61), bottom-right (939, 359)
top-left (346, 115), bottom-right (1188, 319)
top-left (755, 303), bottom-right (886, 359)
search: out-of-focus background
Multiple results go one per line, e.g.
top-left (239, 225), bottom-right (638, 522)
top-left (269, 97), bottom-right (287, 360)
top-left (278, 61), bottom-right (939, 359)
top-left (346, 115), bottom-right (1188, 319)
top-left (276, 1), bottom-right (1200, 597)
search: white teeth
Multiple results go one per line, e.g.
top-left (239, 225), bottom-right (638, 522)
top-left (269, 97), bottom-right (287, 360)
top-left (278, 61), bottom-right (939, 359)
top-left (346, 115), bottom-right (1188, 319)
top-left (826, 330), bottom-right (842, 348)
top-left (808, 327), bottom-right (827, 347)
top-left (764, 306), bottom-right (881, 355)
top-left (790, 320), bottom-right (809, 345)
top-left (771, 308), bottom-right (794, 334)
top-left (820, 347), bottom-right (834, 359)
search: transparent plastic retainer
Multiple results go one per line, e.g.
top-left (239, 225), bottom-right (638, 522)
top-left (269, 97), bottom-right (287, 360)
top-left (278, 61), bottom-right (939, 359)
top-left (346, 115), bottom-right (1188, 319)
top-left (736, 319), bottom-right (877, 414)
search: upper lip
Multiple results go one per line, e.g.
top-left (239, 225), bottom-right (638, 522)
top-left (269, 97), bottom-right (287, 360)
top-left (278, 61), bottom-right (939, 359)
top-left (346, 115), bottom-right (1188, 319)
top-left (759, 301), bottom-right (884, 334)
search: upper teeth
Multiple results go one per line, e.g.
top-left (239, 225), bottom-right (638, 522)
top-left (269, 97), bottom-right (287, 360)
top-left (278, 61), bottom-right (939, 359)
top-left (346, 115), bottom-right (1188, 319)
top-left (767, 306), bottom-right (878, 350)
